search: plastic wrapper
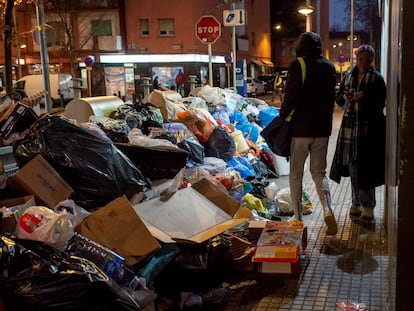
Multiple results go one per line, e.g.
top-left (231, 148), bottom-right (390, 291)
top-left (276, 186), bottom-right (313, 215)
top-left (177, 110), bottom-right (214, 143)
top-left (336, 302), bottom-right (367, 310)
top-left (14, 116), bottom-right (150, 210)
top-left (0, 235), bottom-right (140, 311)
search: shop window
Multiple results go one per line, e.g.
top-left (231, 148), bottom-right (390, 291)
top-left (158, 18), bottom-right (175, 37)
top-left (91, 19), bottom-right (112, 36)
top-left (140, 19), bottom-right (149, 37)
top-left (48, 21), bottom-right (66, 46)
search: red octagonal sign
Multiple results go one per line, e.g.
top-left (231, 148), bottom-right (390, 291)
top-left (195, 15), bottom-right (221, 44)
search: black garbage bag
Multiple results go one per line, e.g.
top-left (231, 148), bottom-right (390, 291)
top-left (204, 126), bottom-right (236, 162)
top-left (0, 235), bottom-right (141, 311)
top-left (14, 116), bottom-right (150, 210)
top-left (177, 135), bottom-right (205, 164)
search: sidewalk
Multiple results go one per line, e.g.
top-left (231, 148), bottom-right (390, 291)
top-left (207, 105), bottom-right (390, 310)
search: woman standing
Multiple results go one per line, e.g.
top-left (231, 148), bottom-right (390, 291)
top-left (330, 45), bottom-right (387, 221)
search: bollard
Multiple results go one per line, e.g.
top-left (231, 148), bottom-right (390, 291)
top-left (72, 78), bottom-right (82, 99)
top-left (188, 75), bottom-right (198, 92)
top-left (141, 77), bottom-right (151, 97)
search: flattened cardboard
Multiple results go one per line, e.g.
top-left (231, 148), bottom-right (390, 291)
top-left (133, 186), bottom-right (248, 244)
top-left (76, 196), bottom-right (160, 266)
top-left (9, 155), bottom-right (73, 209)
top-left (0, 195), bottom-right (36, 234)
top-left (0, 195), bottom-right (36, 215)
top-left (192, 178), bottom-right (240, 217)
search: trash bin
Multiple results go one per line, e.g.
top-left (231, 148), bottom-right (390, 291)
top-left (64, 95), bottom-right (123, 124)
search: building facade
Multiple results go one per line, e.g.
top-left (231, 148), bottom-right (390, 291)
top-left (0, 0), bottom-right (272, 99)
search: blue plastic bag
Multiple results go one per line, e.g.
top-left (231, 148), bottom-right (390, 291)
top-left (226, 156), bottom-right (258, 179)
top-left (259, 106), bottom-right (279, 128)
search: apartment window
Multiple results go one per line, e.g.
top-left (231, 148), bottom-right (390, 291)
top-left (91, 20), bottom-right (112, 36)
top-left (48, 21), bottom-right (66, 46)
top-left (251, 31), bottom-right (256, 47)
top-left (290, 47), bottom-right (296, 56)
top-left (280, 47), bottom-right (286, 57)
top-left (140, 19), bottom-right (149, 37)
top-left (158, 18), bottom-right (175, 37)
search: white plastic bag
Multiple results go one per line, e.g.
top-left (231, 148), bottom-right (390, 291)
top-left (16, 206), bottom-right (74, 251)
top-left (54, 199), bottom-right (91, 228)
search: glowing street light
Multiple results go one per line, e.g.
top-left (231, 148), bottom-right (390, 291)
top-left (298, 1), bottom-right (314, 32)
top-left (298, 5), bottom-right (314, 16)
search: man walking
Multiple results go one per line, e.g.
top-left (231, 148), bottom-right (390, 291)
top-left (279, 32), bottom-right (338, 235)
top-left (175, 69), bottom-right (185, 96)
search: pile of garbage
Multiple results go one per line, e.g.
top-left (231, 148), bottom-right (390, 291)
top-left (0, 86), bottom-right (311, 310)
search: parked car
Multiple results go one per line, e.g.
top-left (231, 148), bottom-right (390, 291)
top-left (246, 77), bottom-right (265, 96)
top-left (257, 75), bottom-right (276, 94)
top-left (13, 73), bottom-right (74, 107)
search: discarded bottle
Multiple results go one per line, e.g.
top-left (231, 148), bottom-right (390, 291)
top-left (65, 232), bottom-right (125, 281)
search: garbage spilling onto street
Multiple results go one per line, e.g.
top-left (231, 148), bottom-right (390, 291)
top-left (0, 86), bottom-right (310, 310)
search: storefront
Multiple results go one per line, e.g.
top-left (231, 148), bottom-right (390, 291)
top-left (96, 53), bottom-right (227, 100)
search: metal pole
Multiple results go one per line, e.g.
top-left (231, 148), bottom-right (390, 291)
top-left (232, 3), bottom-right (237, 93)
top-left (12, 8), bottom-right (22, 79)
top-left (36, 0), bottom-right (52, 112)
top-left (306, 0), bottom-right (311, 32)
top-left (350, 0), bottom-right (354, 67)
top-left (208, 43), bottom-right (213, 86)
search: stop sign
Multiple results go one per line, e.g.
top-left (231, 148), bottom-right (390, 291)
top-left (195, 15), bottom-right (221, 44)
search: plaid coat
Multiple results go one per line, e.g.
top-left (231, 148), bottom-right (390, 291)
top-left (330, 65), bottom-right (386, 189)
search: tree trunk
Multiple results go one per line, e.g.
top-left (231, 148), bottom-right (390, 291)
top-left (4, 0), bottom-right (15, 93)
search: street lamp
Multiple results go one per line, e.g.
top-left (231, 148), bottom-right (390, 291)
top-left (298, 1), bottom-right (314, 32)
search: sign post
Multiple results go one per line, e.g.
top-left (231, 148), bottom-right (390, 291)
top-left (84, 56), bottom-right (94, 97)
top-left (337, 52), bottom-right (346, 81)
top-left (223, 6), bottom-right (247, 92)
top-left (195, 15), bottom-right (221, 86)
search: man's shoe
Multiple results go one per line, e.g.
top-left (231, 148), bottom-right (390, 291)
top-left (350, 204), bottom-right (362, 216)
top-left (324, 208), bottom-right (338, 235)
top-left (361, 207), bottom-right (374, 221)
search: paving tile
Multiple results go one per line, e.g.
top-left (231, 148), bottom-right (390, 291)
top-left (183, 108), bottom-right (390, 310)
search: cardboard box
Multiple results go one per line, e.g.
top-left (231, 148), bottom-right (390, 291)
top-left (256, 258), bottom-right (300, 274)
top-left (0, 195), bottom-right (36, 216)
top-left (8, 155), bottom-right (73, 209)
top-left (0, 195), bottom-right (36, 234)
top-left (76, 196), bottom-right (161, 266)
top-left (0, 103), bottom-right (38, 138)
top-left (133, 186), bottom-right (250, 244)
top-left (252, 220), bottom-right (306, 275)
top-left (252, 220), bottom-right (307, 258)
top-left (192, 178), bottom-right (241, 217)
top-left (248, 220), bottom-right (267, 240)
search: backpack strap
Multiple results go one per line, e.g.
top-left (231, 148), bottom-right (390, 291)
top-left (297, 57), bottom-right (306, 85)
top-left (285, 57), bottom-right (306, 122)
